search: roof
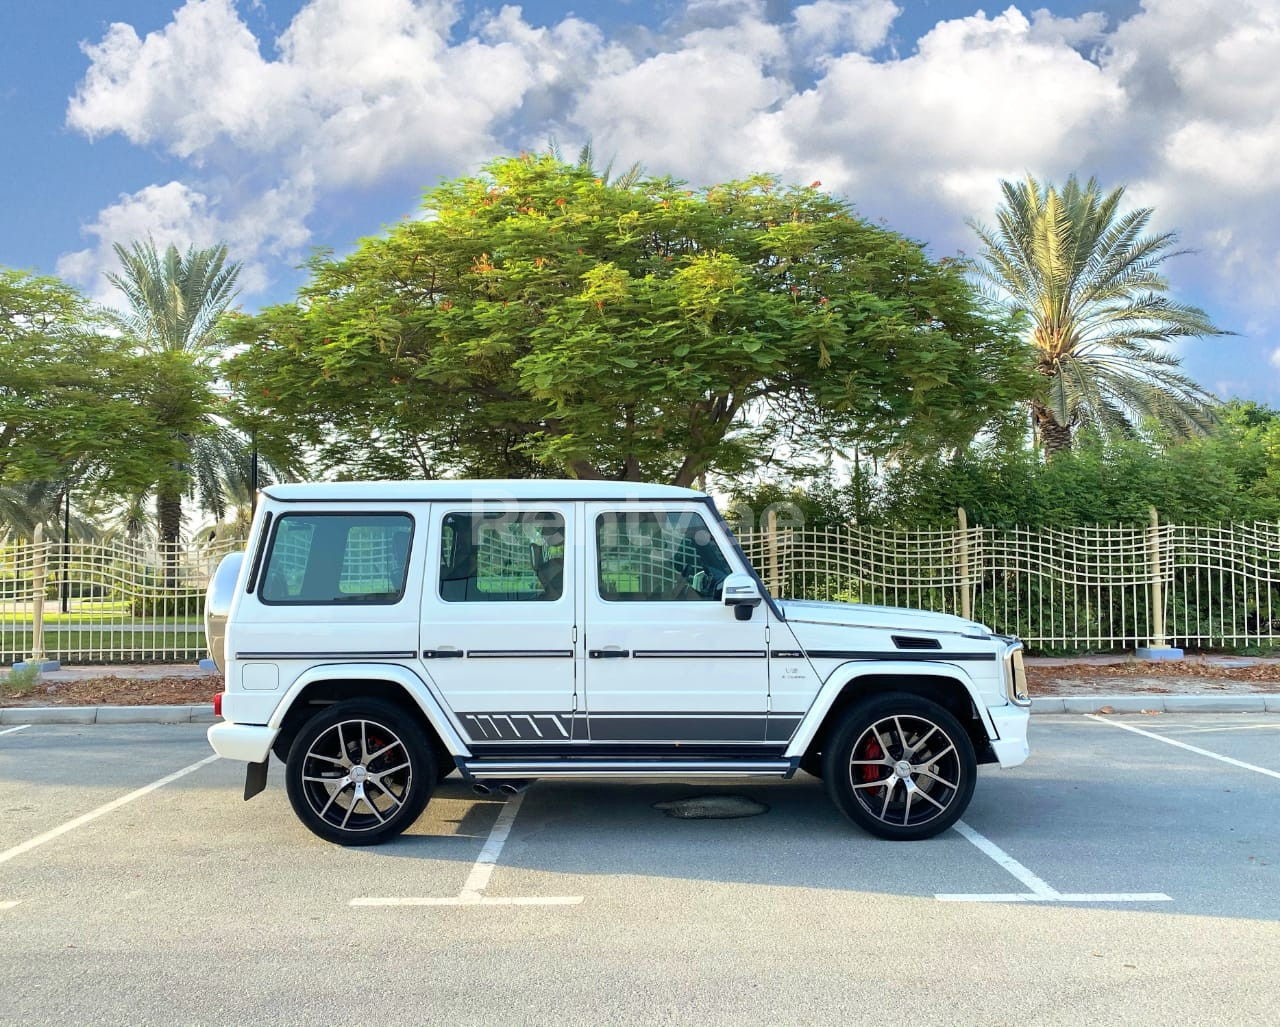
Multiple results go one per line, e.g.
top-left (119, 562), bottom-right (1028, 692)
top-left (262, 479), bottom-right (707, 503)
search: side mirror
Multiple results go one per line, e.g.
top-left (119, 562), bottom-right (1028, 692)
top-left (722, 572), bottom-right (763, 621)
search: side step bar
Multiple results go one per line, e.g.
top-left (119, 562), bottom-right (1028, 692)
top-left (462, 758), bottom-right (796, 780)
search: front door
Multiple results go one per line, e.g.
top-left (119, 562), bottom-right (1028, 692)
top-left (583, 503), bottom-right (770, 746)
top-left (418, 502), bottom-right (578, 748)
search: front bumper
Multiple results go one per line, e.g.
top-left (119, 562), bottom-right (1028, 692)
top-left (207, 721), bottom-right (277, 764)
top-left (987, 703), bottom-right (1031, 768)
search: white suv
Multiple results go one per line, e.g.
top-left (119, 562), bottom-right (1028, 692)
top-left (205, 480), bottom-right (1030, 845)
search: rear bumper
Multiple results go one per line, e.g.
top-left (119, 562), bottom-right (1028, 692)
top-left (987, 703), bottom-right (1031, 768)
top-left (207, 721), bottom-right (277, 764)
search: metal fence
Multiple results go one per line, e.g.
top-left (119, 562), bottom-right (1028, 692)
top-left (1, 527), bottom-right (241, 665)
top-left (738, 510), bottom-right (1280, 653)
top-left (3, 510), bottom-right (1279, 664)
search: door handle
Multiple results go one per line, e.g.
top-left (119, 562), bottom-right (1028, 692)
top-left (588, 649), bottom-right (631, 659)
top-left (422, 649), bottom-right (465, 659)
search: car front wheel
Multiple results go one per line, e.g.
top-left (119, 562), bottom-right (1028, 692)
top-left (285, 698), bottom-right (435, 846)
top-left (824, 693), bottom-right (977, 841)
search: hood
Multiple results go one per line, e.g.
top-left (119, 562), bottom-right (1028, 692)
top-left (777, 599), bottom-right (991, 639)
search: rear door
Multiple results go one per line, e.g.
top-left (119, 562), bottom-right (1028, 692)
top-left (417, 502), bottom-right (579, 747)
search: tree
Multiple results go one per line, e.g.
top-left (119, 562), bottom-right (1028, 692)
top-left (970, 174), bottom-right (1229, 458)
top-left (228, 155), bottom-right (1029, 485)
top-left (0, 268), bottom-right (203, 503)
top-left (104, 239), bottom-right (268, 546)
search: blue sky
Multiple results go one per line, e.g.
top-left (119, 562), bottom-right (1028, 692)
top-left (3, 0), bottom-right (1278, 405)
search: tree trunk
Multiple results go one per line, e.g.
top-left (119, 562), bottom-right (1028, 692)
top-left (1031, 400), bottom-right (1072, 459)
top-left (156, 488), bottom-right (183, 588)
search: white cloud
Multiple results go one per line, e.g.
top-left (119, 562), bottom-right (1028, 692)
top-left (55, 0), bottom-right (1280, 404)
top-left (793, 0), bottom-right (900, 56)
top-left (55, 180), bottom-right (312, 305)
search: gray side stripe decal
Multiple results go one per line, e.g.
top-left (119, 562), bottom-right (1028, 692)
top-left (793, 650), bottom-right (997, 663)
top-left (631, 650), bottom-right (767, 659)
top-left (466, 650), bottom-right (574, 658)
top-left (235, 651), bottom-right (415, 660)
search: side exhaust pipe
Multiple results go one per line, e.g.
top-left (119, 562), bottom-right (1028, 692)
top-left (472, 779), bottom-right (534, 797)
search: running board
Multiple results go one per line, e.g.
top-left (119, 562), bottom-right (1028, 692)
top-left (461, 758), bottom-right (796, 780)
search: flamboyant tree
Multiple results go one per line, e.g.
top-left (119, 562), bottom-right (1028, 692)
top-left (229, 155), bottom-right (1031, 483)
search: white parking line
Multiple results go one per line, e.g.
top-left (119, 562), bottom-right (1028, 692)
top-left (351, 789), bottom-right (584, 908)
top-left (0, 901), bottom-right (19, 912)
top-left (936, 821), bottom-right (1172, 904)
top-left (1085, 715), bottom-right (1280, 780)
top-left (0, 754), bottom-right (220, 867)
top-left (0, 725), bottom-right (31, 737)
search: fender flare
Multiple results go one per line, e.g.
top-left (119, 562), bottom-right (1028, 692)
top-left (268, 662), bottom-right (471, 757)
top-left (783, 660), bottom-right (996, 759)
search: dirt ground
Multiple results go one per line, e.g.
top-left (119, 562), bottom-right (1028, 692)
top-left (3, 656), bottom-right (1280, 706)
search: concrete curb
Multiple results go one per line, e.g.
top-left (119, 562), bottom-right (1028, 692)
top-left (0, 704), bottom-right (216, 725)
top-left (1032, 695), bottom-right (1280, 714)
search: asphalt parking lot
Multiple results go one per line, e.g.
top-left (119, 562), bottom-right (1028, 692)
top-left (1, 715), bottom-right (1278, 1026)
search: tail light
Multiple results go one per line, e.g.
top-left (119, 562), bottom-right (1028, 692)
top-left (212, 692), bottom-right (223, 717)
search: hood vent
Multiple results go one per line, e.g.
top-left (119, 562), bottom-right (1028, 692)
top-left (892, 635), bottom-right (942, 651)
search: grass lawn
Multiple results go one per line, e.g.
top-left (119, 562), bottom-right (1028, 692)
top-left (1, 628), bottom-right (207, 663)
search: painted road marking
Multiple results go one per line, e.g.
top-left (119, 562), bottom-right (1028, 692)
top-left (351, 790), bottom-right (583, 908)
top-left (0, 725), bottom-right (30, 737)
top-left (0, 901), bottom-right (19, 912)
top-left (1086, 715), bottom-right (1280, 780)
top-left (936, 820), bottom-right (1171, 904)
top-left (0, 754), bottom-right (220, 867)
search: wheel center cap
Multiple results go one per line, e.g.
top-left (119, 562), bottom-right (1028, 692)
top-left (894, 760), bottom-right (912, 779)
top-left (351, 765), bottom-right (368, 783)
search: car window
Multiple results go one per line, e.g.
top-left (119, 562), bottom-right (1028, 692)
top-left (596, 510), bottom-right (732, 602)
top-left (438, 510), bottom-right (566, 603)
top-left (260, 513), bottom-right (413, 604)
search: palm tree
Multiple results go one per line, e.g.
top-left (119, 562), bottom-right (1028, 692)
top-left (105, 239), bottom-right (244, 548)
top-left (970, 174), bottom-right (1229, 458)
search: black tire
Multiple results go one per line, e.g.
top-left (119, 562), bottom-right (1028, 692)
top-left (285, 698), bottom-right (435, 846)
top-left (823, 692), bottom-right (976, 841)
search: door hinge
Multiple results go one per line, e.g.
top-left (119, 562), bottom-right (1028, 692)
top-left (572, 624), bottom-right (578, 645)
top-left (765, 624), bottom-right (771, 645)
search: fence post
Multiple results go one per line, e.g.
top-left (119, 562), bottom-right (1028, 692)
top-left (1137, 506), bottom-right (1183, 660)
top-left (957, 507), bottom-right (972, 622)
top-left (30, 524), bottom-right (46, 665)
top-left (765, 507), bottom-right (780, 596)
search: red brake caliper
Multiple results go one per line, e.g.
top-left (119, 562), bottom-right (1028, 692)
top-left (861, 739), bottom-right (883, 783)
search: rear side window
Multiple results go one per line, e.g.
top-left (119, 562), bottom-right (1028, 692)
top-left (260, 513), bottom-right (413, 604)
top-left (438, 510), bottom-right (565, 603)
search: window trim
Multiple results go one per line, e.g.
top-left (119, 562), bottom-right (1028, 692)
top-left (593, 507), bottom-right (733, 604)
top-left (435, 507), bottom-right (568, 605)
top-left (257, 510), bottom-right (416, 607)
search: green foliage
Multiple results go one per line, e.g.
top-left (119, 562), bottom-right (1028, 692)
top-left (228, 154), bottom-right (1030, 484)
top-left (0, 268), bottom-right (208, 500)
top-left (745, 401), bottom-right (1280, 530)
top-left (1, 662), bottom-right (40, 697)
top-left (104, 240), bottom-right (300, 545)
top-left (971, 174), bottom-right (1229, 456)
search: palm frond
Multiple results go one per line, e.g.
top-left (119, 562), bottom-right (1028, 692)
top-left (972, 173), bottom-right (1229, 453)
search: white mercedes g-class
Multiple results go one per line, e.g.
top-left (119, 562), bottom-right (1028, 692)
top-left (205, 480), bottom-right (1030, 845)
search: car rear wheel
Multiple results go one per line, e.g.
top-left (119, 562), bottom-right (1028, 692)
top-left (824, 692), bottom-right (976, 841)
top-left (285, 698), bottom-right (435, 846)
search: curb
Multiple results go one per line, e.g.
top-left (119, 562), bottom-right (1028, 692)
top-left (1031, 695), bottom-right (1280, 714)
top-left (2, 698), bottom-right (1278, 725)
top-left (0, 704), bottom-right (217, 725)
